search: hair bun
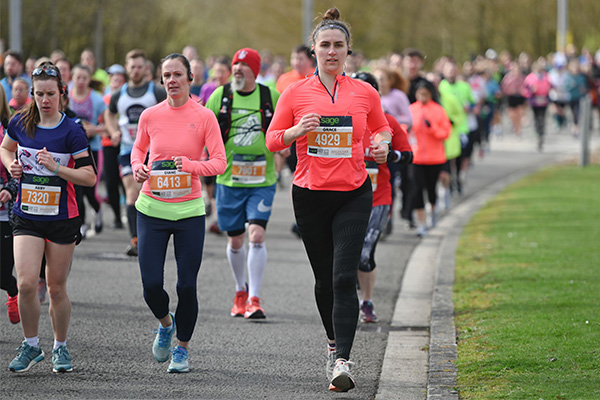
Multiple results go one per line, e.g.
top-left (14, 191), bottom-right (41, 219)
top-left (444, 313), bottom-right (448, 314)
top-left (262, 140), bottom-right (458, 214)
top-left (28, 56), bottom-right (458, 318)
top-left (323, 7), bottom-right (340, 21)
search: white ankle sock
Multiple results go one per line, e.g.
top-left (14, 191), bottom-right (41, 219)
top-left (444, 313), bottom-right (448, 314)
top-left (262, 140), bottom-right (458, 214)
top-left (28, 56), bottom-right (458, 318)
top-left (54, 339), bottom-right (66, 349)
top-left (25, 336), bottom-right (39, 348)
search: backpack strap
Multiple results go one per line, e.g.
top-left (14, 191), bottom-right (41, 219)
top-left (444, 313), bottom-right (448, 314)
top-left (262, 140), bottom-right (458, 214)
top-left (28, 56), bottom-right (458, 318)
top-left (217, 83), bottom-right (234, 142)
top-left (218, 83), bottom-right (274, 142)
top-left (258, 83), bottom-right (274, 133)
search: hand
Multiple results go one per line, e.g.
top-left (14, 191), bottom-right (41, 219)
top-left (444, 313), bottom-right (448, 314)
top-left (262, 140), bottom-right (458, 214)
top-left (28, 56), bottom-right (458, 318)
top-left (296, 113), bottom-right (321, 136)
top-left (460, 134), bottom-right (469, 148)
top-left (9, 159), bottom-right (22, 179)
top-left (172, 156), bottom-right (184, 172)
top-left (370, 142), bottom-right (389, 164)
top-left (110, 130), bottom-right (121, 145)
top-left (0, 189), bottom-right (11, 203)
top-left (135, 165), bottom-right (150, 183)
top-left (35, 147), bottom-right (59, 173)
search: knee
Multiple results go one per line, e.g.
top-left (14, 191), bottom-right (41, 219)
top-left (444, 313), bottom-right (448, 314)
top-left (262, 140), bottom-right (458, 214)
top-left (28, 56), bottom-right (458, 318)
top-left (358, 258), bottom-right (374, 273)
top-left (176, 284), bottom-right (196, 300)
top-left (229, 235), bottom-right (245, 250)
top-left (314, 278), bottom-right (333, 295)
top-left (333, 272), bottom-right (357, 292)
top-left (16, 278), bottom-right (37, 298)
top-left (46, 282), bottom-right (67, 300)
top-left (248, 231), bottom-right (265, 244)
top-left (248, 224), bottom-right (265, 243)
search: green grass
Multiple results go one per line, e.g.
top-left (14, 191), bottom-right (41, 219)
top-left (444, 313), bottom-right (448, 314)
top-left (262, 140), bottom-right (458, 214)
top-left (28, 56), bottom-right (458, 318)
top-left (454, 165), bottom-right (600, 399)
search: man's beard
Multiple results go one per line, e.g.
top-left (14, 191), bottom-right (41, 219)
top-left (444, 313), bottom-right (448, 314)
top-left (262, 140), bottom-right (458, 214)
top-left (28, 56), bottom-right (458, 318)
top-left (231, 75), bottom-right (245, 91)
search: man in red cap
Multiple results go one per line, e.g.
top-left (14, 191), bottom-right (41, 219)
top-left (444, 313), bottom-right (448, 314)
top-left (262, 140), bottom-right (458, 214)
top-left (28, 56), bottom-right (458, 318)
top-left (205, 48), bottom-right (280, 320)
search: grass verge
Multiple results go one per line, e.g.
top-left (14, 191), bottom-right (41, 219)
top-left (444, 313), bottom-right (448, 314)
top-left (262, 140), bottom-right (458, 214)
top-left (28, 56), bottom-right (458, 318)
top-left (454, 164), bottom-right (600, 399)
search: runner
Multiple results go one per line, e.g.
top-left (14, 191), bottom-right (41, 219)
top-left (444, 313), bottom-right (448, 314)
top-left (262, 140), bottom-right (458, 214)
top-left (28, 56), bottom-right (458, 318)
top-left (105, 49), bottom-right (166, 255)
top-left (80, 48), bottom-right (109, 92)
top-left (69, 64), bottom-right (106, 237)
top-left (408, 80), bottom-right (452, 237)
top-left (352, 72), bottom-right (412, 323)
top-left (523, 58), bottom-right (551, 151)
top-left (205, 47), bottom-right (280, 320)
top-left (102, 64), bottom-right (127, 229)
top-left (1, 85), bottom-right (20, 324)
top-left (266, 8), bottom-right (391, 392)
top-left (0, 62), bottom-right (97, 373)
top-left (131, 53), bottom-right (226, 373)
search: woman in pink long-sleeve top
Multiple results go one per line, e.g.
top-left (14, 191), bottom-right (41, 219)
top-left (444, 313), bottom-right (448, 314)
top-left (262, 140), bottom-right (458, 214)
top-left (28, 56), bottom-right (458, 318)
top-left (408, 80), bottom-right (451, 237)
top-left (130, 53), bottom-right (226, 374)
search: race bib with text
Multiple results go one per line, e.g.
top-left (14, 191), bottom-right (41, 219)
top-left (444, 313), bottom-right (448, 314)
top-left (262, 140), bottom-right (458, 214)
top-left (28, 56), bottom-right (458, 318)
top-left (231, 154), bottom-right (267, 185)
top-left (20, 174), bottom-right (62, 216)
top-left (365, 160), bottom-right (379, 192)
top-left (149, 160), bottom-right (192, 199)
top-left (307, 116), bottom-right (353, 158)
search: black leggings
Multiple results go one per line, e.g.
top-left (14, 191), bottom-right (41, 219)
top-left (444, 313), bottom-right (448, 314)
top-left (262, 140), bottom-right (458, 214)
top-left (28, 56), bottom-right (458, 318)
top-left (1, 221), bottom-right (18, 296)
top-left (532, 106), bottom-right (548, 138)
top-left (292, 178), bottom-right (372, 361)
top-left (409, 163), bottom-right (443, 210)
top-left (103, 145), bottom-right (123, 224)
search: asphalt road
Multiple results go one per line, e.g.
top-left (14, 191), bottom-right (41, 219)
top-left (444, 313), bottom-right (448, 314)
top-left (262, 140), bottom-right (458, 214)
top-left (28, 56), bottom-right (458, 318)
top-left (0, 120), bottom-right (593, 399)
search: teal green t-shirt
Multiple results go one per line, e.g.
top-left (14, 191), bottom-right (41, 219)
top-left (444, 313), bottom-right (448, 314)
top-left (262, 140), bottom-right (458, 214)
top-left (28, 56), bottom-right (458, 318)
top-left (205, 84), bottom-right (280, 188)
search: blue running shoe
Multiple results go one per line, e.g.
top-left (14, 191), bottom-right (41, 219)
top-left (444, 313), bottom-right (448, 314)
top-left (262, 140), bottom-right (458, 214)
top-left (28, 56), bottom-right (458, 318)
top-left (52, 345), bottom-right (73, 373)
top-left (152, 312), bottom-right (175, 363)
top-left (167, 346), bottom-right (190, 373)
top-left (8, 341), bottom-right (45, 373)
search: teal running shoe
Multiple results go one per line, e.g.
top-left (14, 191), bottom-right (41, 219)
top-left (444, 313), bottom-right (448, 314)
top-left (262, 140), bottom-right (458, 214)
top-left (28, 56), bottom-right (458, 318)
top-left (152, 312), bottom-right (175, 363)
top-left (8, 341), bottom-right (45, 373)
top-left (52, 345), bottom-right (73, 373)
top-left (167, 346), bottom-right (190, 373)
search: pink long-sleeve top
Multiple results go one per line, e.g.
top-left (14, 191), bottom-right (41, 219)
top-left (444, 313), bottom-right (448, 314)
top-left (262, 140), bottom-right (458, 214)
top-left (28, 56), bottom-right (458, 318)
top-left (408, 100), bottom-right (451, 165)
top-left (131, 99), bottom-right (226, 203)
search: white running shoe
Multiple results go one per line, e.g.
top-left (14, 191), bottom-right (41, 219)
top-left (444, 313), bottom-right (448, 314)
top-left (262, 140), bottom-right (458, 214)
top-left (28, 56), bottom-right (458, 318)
top-left (329, 359), bottom-right (356, 392)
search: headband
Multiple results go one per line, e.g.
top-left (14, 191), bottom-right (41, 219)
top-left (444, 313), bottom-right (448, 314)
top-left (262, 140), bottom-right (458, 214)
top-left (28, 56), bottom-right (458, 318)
top-left (313, 24), bottom-right (350, 42)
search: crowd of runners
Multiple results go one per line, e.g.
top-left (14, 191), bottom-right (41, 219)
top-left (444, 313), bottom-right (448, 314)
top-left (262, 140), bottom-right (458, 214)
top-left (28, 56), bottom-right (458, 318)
top-left (1, 5), bottom-right (600, 392)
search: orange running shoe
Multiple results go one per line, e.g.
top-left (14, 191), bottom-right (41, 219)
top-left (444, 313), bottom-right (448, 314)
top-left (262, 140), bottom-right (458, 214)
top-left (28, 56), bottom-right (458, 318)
top-left (6, 294), bottom-right (20, 324)
top-left (230, 285), bottom-right (248, 317)
top-left (244, 296), bottom-right (266, 319)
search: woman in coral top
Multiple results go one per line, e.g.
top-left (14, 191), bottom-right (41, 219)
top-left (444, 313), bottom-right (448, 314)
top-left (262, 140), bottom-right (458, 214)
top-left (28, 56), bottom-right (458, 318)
top-left (266, 8), bottom-right (391, 392)
top-left (408, 80), bottom-right (451, 237)
top-left (131, 54), bottom-right (226, 373)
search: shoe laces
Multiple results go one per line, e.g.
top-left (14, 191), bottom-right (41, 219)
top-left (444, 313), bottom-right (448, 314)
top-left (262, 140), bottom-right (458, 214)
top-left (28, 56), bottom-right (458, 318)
top-left (248, 296), bottom-right (262, 308)
top-left (153, 326), bottom-right (173, 348)
top-left (15, 342), bottom-right (38, 360)
top-left (334, 359), bottom-right (355, 374)
top-left (170, 346), bottom-right (188, 363)
top-left (53, 346), bottom-right (71, 362)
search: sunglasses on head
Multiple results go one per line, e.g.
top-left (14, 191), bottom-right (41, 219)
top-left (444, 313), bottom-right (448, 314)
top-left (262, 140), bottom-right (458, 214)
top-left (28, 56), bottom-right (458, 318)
top-left (32, 67), bottom-right (60, 78)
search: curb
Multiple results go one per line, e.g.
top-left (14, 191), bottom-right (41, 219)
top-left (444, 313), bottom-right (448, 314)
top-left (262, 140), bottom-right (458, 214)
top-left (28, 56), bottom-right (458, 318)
top-left (377, 152), bottom-right (577, 399)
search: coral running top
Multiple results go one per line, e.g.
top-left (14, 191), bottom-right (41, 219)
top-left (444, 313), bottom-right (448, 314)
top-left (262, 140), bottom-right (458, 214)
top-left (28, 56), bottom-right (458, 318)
top-left (131, 99), bottom-right (226, 219)
top-left (266, 75), bottom-right (390, 191)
